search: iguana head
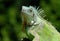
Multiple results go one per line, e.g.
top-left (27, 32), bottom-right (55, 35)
top-left (21, 6), bottom-right (38, 26)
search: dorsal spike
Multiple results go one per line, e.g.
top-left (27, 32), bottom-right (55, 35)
top-left (37, 8), bottom-right (46, 18)
top-left (37, 6), bottom-right (40, 10)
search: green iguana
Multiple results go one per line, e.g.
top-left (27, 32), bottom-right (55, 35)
top-left (21, 6), bottom-right (60, 41)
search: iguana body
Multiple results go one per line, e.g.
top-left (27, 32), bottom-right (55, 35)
top-left (21, 6), bottom-right (60, 41)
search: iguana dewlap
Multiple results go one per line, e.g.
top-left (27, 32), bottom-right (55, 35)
top-left (21, 6), bottom-right (60, 41)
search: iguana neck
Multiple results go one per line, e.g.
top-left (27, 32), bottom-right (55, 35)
top-left (33, 15), bottom-right (43, 25)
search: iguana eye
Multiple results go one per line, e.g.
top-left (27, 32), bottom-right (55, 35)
top-left (29, 9), bottom-right (32, 12)
top-left (27, 9), bottom-right (32, 13)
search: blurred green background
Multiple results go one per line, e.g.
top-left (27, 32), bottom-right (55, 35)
top-left (0, 0), bottom-right (60, 41)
